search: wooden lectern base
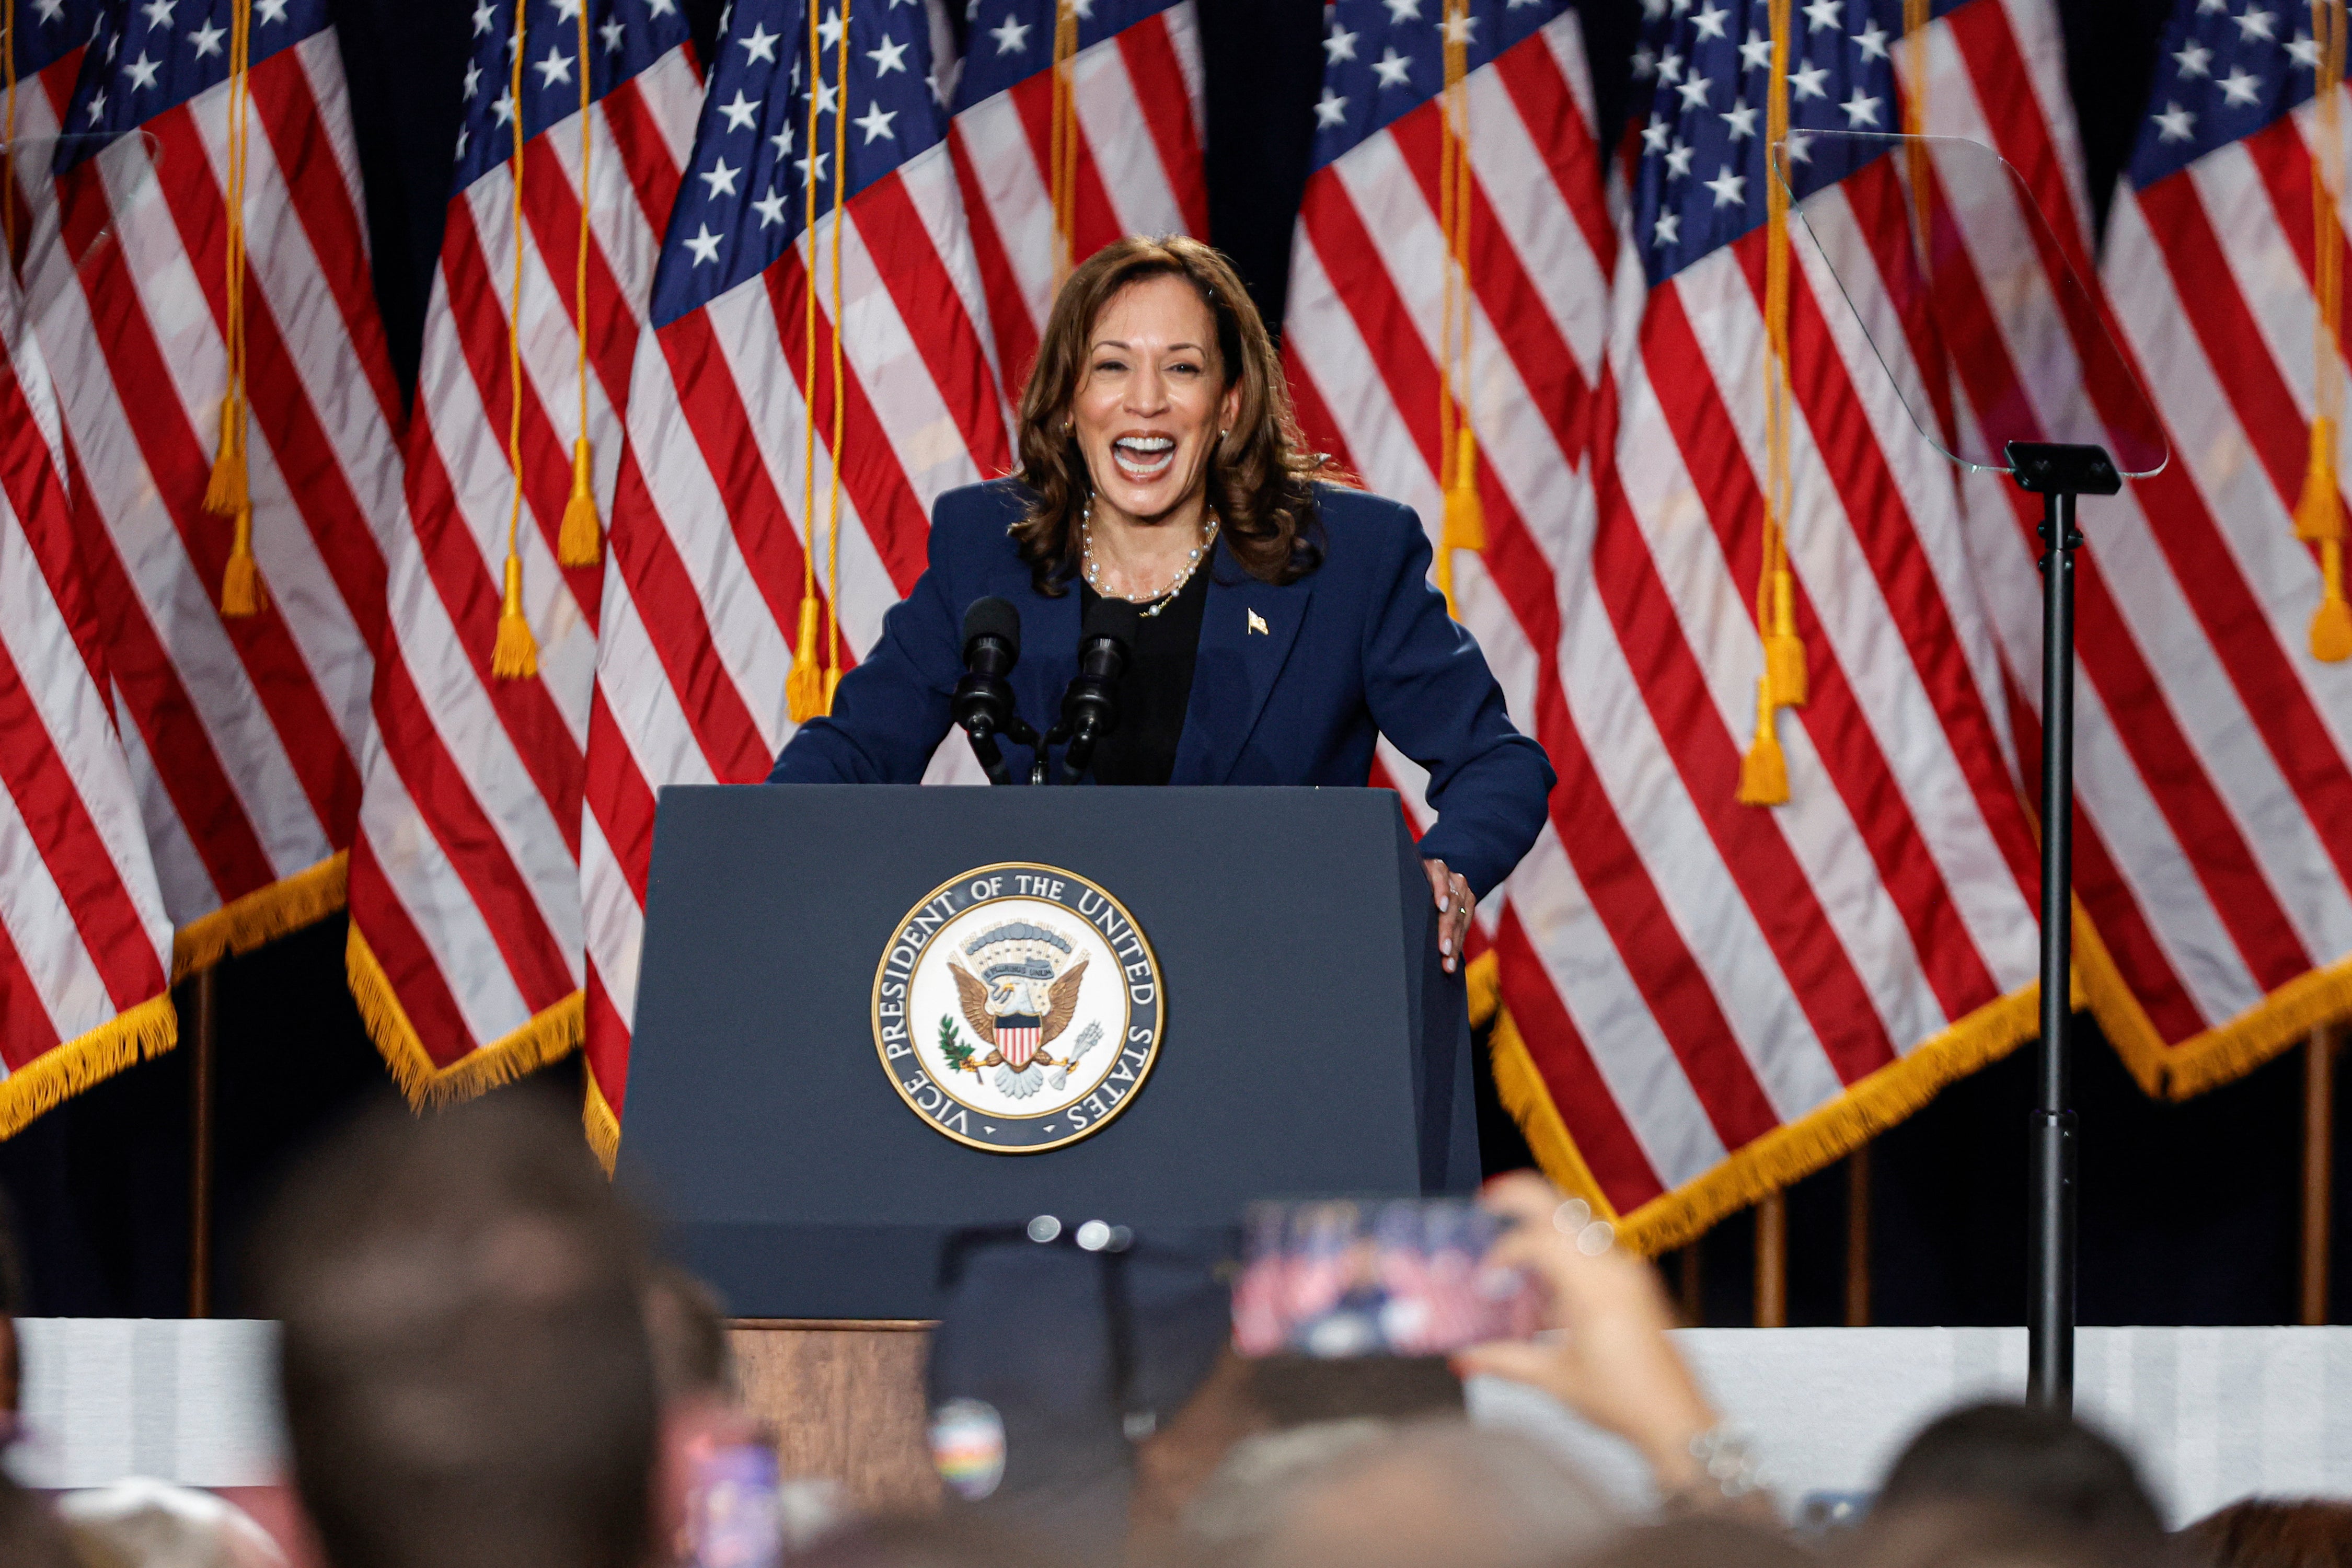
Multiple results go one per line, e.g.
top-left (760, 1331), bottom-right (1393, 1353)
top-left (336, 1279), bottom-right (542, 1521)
top-left (730, 1320), bottom-right (941, 1511)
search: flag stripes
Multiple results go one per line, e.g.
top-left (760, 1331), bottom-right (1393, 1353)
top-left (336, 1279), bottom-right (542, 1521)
top-left (344, 1), bottom-right (699, 1101)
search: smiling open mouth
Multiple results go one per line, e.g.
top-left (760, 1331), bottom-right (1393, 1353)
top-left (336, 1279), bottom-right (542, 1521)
top-left (1111, 435), bottom-right (1177, 482)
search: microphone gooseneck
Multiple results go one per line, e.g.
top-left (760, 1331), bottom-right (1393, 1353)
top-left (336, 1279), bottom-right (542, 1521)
top-left (1058, 596), bottom-right (1140, 785)
top-left (953, 596), bottom-right (1040, 785)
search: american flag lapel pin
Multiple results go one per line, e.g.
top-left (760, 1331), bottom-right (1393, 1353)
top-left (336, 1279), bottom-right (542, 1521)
top-left (1248, 609), bottom-right (1269, 636)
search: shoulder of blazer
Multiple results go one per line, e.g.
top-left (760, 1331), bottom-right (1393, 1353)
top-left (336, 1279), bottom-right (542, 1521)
top-left (930, 477), bottom-right (1034, 551)
top-left (1306, 482), bottom-right (1423, 583)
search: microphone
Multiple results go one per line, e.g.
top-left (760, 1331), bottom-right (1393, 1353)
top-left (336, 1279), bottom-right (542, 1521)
top-left (1058, 596), bottom-right (1141, 784)
top-left (953, 597), bottom-right (1039, 785)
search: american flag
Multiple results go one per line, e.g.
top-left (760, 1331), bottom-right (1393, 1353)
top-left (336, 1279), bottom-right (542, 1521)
top-left (581, 0), bottom-right (1007, 1156)
top-left (1281, 1), bottom-right (1624, 1205)
top-left (2, 0), bottom-right (99, 262)
top-left (0, 260), bottom-right (176, 1129)
top-left (948, 0), bottom-right (1204, 390)
top-left (2036, 0), bottom-right (2352, 1097)
top-left (1481, 0), bottom-right (2053, 1248)
top-left (344, 0), bottom-right (698, 1104)
top-left (37, 0), bottom-right (401, 975)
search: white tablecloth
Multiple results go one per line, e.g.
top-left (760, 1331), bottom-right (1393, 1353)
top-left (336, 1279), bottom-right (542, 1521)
top-left (8, 1319), bottom-right (2350, 1523)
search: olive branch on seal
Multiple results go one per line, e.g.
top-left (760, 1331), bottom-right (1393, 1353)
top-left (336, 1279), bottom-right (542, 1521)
top-left (937, 1014), bottom-right (976, 1074)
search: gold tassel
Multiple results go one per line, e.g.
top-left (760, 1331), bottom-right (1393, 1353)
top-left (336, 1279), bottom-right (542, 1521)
top-left (2297, 416), bottom-right (2342, 543)
top-left (492, 552), bottom-right (538, 679)
top-left (1765, 566), bottom-right (1807, 706)
top-left (822, 663), bottom-right (840, 714)
top-left (220, 504), bottom-right (264, 617)
top-left (1738, 677), bottom-right (1790, 807)
top-left (557, 437), bottom-right (602, 567)
top-left (203, 395), bottom-right (247, 518)
top-left (2317, 540), bottom-right (2352, 662)
top-left (1439, 428), bottom-right (1486, 615)
top-left (785, 595), bottom-right (824, 722)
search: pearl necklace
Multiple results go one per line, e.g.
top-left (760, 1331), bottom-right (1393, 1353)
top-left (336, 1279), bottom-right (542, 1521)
top-left (1080, 506), bottom-right (1218, 618)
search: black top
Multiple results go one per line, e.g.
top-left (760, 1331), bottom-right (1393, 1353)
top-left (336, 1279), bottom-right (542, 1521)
top-left (1077, 564), bottom-right (1212, 786)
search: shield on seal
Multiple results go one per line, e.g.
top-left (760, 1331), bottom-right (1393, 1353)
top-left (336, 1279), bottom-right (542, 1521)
top-left (996, 1016), bottom-right (1043, 1070)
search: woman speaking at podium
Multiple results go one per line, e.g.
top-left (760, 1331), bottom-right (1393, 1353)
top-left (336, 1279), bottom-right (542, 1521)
top-left (770, 236), bottom-right (1553, 974)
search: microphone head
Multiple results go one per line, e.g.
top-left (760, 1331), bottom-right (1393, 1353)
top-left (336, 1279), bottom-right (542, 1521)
top-left (963, 596), bottom-right (1022, 659)
top-left (1081, 594), bottom-right (1143, 652)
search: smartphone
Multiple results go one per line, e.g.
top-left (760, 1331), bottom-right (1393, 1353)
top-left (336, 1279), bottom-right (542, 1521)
top-left (685, 1442), bottom-right (782, 1568)
top-left (1230, 1197), bottom-right (1540, 1357)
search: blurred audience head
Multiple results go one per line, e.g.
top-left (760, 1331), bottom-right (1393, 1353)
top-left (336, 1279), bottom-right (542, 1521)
top-left (253, 1090), bottom-right (659, 1568)
top-left (2183, 1498), bottom-right (2352, 1568)
top-left (645, 1263), bottom-right (736, 1409)
top-left (57, 1479), bottom-right (284, 1568)
top-left (1874, 1402), bottom-right (2164, 1545)
top-left (1185, 1416), bottom-right (1613, 1568)
top-left (783, 1514), bottom-right (1070, 1568)
top-left (1844, 1502), bottom-right (2173, 1568)
top-left (1569, 1515), bottom-right (1816, 1568)
top-left (0, 1470), bottom-right (77, 1568)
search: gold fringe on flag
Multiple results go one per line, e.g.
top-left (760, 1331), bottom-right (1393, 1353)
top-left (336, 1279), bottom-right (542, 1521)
top-left (171, 850), bottom-right (349, 977)
top-left (556, 0), bottom-right (603, 568)
top-left (492, 0), bottom-right (539, 680)
top-left (209, 0), bottom-right (263, 616)
top-left (1741, 0), bottom-right (1799, 804)
top-left (2302, 0), bottom-right (2351, 660)
top-left (0, 994), bottom-right (177, 1142)
top-left (345, 923), bottom-right (582, 1108)
top-left (1435, 0), bottom-right (1482, 617)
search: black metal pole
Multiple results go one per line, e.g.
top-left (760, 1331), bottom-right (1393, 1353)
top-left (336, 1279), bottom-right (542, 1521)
top-left (2028, 488), bottom-right (2080, 1413)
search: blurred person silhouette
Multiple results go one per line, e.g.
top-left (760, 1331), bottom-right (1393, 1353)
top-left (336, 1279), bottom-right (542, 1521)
top-left (0, 1470), bottom-right (75, 1568)
top-left (781, 1514), bottom-right (1071, 1568)
top-left (2182, 1499), bottom-right (2352, 1568)
top-left (57, 1478), bottom-right (285, 1568)
top-left (645, 1265), bottom-right (845, 1562)
top-left (1840, 1502), bottom-right (2178, 1568)
top-left (1569, 1515), bottom-right (1817, 1568)
top-left (1183, 1417), bottom-right (1615, 1568)
top-left (1870, 1403), bottom-right (2165, 1547)
top-left (250, 1091), bottom-right (660, 1568)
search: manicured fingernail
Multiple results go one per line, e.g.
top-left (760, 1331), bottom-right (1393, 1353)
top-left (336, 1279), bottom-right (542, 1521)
top-left (1441, 937), bottom-right (1453, 954)
top-left (1438, 900), bottom-right (1450, 913)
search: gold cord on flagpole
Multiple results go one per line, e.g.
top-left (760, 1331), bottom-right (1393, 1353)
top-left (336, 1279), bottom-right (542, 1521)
top-left (784, 0), bottom-right (828, 722)
top-left (1740, 0), bottom-right (1798, 806)
top-left (493, 0), bottom-right (539, 678)
top-left (556, 0), bottom-right (601, 567)
top-left (207, 0), bottom-right (262, 617)
top-left (1900, 0), bottom-right (1930, 252)
top-left (2299, 0), bottom-right (2352, 661)
top-left (1050, 0), bottom-right (1078, 287)
top-left (1435, 0), bottom-right (1482, 619)
top-left (820, 0), bottom-right (852, 712)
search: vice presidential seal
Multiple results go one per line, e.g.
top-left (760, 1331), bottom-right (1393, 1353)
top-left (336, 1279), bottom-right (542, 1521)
top-left (872, 863), bottom-right (1164, 1152)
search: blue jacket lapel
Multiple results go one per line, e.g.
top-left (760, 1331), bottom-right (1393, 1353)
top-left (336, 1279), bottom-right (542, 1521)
top-left (1171, 546), bottom-right (1313, 785)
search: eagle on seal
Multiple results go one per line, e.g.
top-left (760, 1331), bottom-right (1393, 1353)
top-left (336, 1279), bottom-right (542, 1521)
top-left (948, 951), bottom-right (1088, 1099)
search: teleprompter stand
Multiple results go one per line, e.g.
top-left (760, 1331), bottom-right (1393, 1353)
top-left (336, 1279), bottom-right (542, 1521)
top-left (1775, 132), bottom-right (2169, 1413)
top-left (2006, 442), bottom-right (2122, 1411)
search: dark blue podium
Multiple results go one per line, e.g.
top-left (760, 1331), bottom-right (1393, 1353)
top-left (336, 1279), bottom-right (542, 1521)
top-left (616, 785), bottom-right (1475, 1318)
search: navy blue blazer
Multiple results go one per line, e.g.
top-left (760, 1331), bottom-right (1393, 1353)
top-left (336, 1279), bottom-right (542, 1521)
top-left (768, 479), bottom-right (1555, 897)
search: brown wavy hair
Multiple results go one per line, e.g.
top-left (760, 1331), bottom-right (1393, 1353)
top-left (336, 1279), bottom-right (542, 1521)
top-left (1012, 235), bottom-right (1343, 595)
